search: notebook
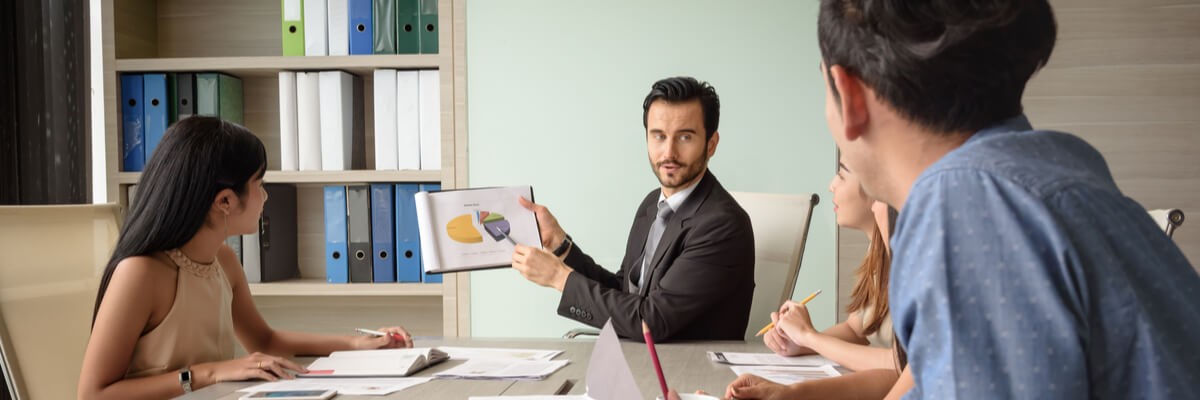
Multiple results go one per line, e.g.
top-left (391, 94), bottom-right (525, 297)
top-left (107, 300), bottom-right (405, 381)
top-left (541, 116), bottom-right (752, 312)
top-left (299, 348), bottom-right (449, 377)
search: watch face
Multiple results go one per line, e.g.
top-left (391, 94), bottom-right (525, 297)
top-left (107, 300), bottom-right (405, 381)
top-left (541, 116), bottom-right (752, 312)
top-left (180, 370), bottom-right (192, 381)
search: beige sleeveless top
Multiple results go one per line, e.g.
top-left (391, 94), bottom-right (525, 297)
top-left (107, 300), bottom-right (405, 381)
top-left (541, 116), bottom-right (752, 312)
top-left (125, 249), bottom-right (236, 378)
top-left (860, 306), bottom-right (895, 349)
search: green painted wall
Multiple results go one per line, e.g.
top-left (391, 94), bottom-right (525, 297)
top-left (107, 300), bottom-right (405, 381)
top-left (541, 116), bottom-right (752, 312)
top-left (465, 0), bottom-right (838, 337)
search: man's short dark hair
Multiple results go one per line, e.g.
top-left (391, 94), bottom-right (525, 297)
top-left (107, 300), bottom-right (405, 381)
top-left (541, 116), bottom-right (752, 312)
top-left (818, 0), bottom-right (1057, 134)
top-left (642, 77), bottom-right (720, 140)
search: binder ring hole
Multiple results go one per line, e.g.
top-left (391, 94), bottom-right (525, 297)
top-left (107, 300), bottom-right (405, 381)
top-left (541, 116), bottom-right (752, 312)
top-left (151, 99), bottom-right (160, 106)
top-left (405, 250), bottom-right (413, 259)
top-left (181, 99), bottom-right (189, 106)
top-left (425, 23), bottom-right (434, 32)
top-left (127, 99), bottom-right (136, 107)
top-left (379, 250), bottom-right (389, 259)
top-left (355, 250), bottom-right (366, 260)
top-left (403, 24), bottom-right (413, 32)
top-left (357, 23), bottom-right (366, 32)
top-left (332, 251), bottom-right (342, 260)
top-left (289, 25), bottom-right (297, 33)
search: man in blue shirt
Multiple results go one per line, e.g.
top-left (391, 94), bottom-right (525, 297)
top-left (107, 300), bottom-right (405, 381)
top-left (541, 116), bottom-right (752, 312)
top-left (811, 0), bottom-right (1200, 398)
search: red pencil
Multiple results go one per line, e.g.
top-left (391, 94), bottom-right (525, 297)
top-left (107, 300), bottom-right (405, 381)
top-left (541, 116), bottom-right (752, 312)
top-left (643, 321), bottom-right (669, 400)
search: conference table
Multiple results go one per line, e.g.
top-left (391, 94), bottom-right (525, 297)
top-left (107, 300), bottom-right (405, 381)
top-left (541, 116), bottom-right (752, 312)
top-left (177, 337), bottom-right (771, 399)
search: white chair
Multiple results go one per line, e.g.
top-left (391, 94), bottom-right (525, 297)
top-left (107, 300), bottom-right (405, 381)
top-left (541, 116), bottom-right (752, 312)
top-left (731, 192), bottom-right (820, 341)
top-left (0, 204), bottom-right (120, 400)
top-left (1148, 209), bottom-right (1185, 238)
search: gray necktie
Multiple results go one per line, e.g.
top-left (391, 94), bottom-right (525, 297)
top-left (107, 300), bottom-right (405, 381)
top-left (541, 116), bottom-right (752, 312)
top-left (636, 200), bottom-right (674, 288)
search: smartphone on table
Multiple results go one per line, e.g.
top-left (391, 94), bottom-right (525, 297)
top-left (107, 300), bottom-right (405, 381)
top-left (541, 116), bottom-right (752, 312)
top-left (239, 389), bottom-right (336, 400)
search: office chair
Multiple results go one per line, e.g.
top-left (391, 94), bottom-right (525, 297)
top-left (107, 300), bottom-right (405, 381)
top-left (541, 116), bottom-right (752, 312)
top-left (1147, 209), bottom-right (1185, 238)
top-left (563, 193), bottom-right (820, 340)
top-left (0, 204), bottom-right (121, 399)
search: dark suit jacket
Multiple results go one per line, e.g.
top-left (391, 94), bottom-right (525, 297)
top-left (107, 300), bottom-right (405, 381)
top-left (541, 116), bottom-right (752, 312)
top-left (557, 172), bottom-right (755, 341)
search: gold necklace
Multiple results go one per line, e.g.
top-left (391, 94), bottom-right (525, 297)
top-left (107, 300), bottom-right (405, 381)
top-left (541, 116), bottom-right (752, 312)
top-left (166, 248), bottom-right (219, 278)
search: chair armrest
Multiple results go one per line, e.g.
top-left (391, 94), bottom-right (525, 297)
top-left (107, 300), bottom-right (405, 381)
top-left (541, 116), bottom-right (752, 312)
top-left (563, 328), bottom-right (601, 339)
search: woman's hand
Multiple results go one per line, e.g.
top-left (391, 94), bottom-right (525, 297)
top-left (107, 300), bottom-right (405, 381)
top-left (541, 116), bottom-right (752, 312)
top-left (774, 301), bottom-right (818, 349)
top-left (352, 326), bottom-right (414, 349)
top-left (196, 352), bottom-right (307, 384)
top-left (763, 307), bottom-right (813, 357)
top-left (725, 374), bottom-right (791, 400)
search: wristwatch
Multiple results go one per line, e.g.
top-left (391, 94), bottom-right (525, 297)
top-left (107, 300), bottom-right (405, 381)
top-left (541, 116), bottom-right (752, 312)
top-left (552, 235), bottom-right (573, 257)
top-left (178, 366), bottom-right (193, 393)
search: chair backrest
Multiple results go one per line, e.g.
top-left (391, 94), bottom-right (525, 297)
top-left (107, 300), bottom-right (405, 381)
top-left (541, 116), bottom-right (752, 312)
top-left (0, 204), bottom-right (120, 400)
top-left (1147, 209), bottom-right (1185, 238)
top-left (730, 192), bottom-right (819, 341)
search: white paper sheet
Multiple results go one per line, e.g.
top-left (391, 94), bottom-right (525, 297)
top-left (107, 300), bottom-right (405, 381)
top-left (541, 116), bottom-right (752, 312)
top-left (707, 351), bottom-right (836, 367)
top-left (438, 346), bottom-right (564, 361)
top-left (237, 377), bottom-right (431, 395)
top-left (434, 359), bottom-right (569, 380)
top-left (728, 365), bottom-right (841, 385)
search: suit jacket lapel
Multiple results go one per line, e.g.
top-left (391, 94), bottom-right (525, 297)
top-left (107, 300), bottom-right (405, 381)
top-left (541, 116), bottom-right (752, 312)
top-left (639, 172), bottom-right (716, 295)
top-left (625, 194), bottom-right (658, 292)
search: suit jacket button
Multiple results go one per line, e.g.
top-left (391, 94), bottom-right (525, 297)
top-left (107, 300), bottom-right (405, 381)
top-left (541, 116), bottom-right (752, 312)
top-left (569, 306), bottom-right (577, 313)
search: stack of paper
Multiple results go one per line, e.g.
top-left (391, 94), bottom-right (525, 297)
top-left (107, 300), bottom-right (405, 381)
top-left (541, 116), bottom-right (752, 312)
top-left (434, 359), bottom-right (569, 380)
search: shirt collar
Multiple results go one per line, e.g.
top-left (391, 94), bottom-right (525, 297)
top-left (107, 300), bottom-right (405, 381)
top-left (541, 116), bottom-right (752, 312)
top-left (967, 114), bottom-right (1034, 144)
top-left (658, 171), bottom-right (704, 212)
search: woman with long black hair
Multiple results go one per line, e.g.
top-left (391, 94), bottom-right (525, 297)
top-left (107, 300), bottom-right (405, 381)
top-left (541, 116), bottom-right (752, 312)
top-left (78, 116), bottom-right (413, 399)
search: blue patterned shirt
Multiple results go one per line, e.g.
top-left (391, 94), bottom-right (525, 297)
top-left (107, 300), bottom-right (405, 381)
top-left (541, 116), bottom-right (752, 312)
top-left (891, 115), bottom-right (1200, 399)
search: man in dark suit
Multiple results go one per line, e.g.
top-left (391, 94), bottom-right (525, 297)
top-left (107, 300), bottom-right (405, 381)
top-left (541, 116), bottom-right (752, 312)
top-left (511, 76), bottom-right (755, 341)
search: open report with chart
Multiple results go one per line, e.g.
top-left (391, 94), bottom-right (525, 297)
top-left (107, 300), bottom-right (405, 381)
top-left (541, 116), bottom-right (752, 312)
top-left (414, 185), bottom-right (541, 274)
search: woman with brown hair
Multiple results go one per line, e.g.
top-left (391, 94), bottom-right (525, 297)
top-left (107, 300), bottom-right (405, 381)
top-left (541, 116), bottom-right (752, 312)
top-left (762, 160), bottom-right (896, 372)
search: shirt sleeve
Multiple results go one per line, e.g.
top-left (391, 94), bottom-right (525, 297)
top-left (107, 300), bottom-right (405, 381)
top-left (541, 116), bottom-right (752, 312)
top-left (892, 169), bottom-right (1091, 400)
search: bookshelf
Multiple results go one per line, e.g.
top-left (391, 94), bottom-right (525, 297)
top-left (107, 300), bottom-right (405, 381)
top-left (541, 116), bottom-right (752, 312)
top-left (99, 0), bottom-right (471, 336)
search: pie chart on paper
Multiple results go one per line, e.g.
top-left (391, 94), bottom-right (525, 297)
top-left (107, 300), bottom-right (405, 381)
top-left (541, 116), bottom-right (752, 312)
top-left (446, 211), bottom-right (513, 244)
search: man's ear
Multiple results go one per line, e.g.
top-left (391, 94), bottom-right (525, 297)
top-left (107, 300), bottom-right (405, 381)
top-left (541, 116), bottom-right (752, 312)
top-left (706, 131), bottom-right (719, 159)
top-left (212, 188), bottom-right (239, 215)
top-left (830, 65), bottom-right (870, 142)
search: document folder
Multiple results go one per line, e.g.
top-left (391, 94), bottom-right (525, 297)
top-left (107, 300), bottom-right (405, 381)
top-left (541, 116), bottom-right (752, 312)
top-left (120, 74), bottom-right (145, 172)
top-left (346, 185), bottom-right (374, 283)
top-left (282, 0), bottom-right (306, 56)
top-left (324, 185), bottom-right (349, 283)
top-left (349, 0), bottom-right (373, 55)
top-left (328, 0), bottom-right (350, 56)
top-left (279, 71), bottom-right (300, 171)
top-left (372, 0), bottom-right (397, 54)
top-left (318, 70), bottom-right (359, 171)
top-left (418, 183), bottom-right (441, 283)
top-left (261, 184), bottom-right (300, 282)
top-left (305, 0), bottom-right (329, 56)
top-left (297, 72), bottom-right (323, 171)
top-left (370, 184), bottom-right (396, 282)
top-left (394, 183), bottom-right (422, 282)
top-left (396, 0), bottom-right (420, 54)
top-left (396, 70), bottom-right (420, 170)
top-left (142, 73), bottom-right (168, 162)
top-left (417, 0), bottom-right (437, 54)
top-left (196, 73), bottom-right (243, 124)
top-left (417, 70), bottom-right (440, 170)
top-left (373, 69), bottom-right (398, 170)
top-left (173, 73), bottom-right (195, 122)
top-left (243, 231), bottom-right (261, 283)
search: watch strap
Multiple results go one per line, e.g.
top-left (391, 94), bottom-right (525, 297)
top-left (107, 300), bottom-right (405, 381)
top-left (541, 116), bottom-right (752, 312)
top-left (552, 235), bottom-right (573, 257)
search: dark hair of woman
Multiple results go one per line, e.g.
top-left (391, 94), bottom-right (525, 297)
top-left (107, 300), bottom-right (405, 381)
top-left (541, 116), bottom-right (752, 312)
top-left (91, 116), bottom-right (267, 324)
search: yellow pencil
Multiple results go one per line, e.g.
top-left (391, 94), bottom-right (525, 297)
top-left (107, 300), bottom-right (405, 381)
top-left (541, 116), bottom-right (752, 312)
top-left (754, 289), bottom-right (822, 337)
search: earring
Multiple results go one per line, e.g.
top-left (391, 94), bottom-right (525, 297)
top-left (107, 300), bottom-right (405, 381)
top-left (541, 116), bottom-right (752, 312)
top-left (223, 211), bottom-right (229, 238)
